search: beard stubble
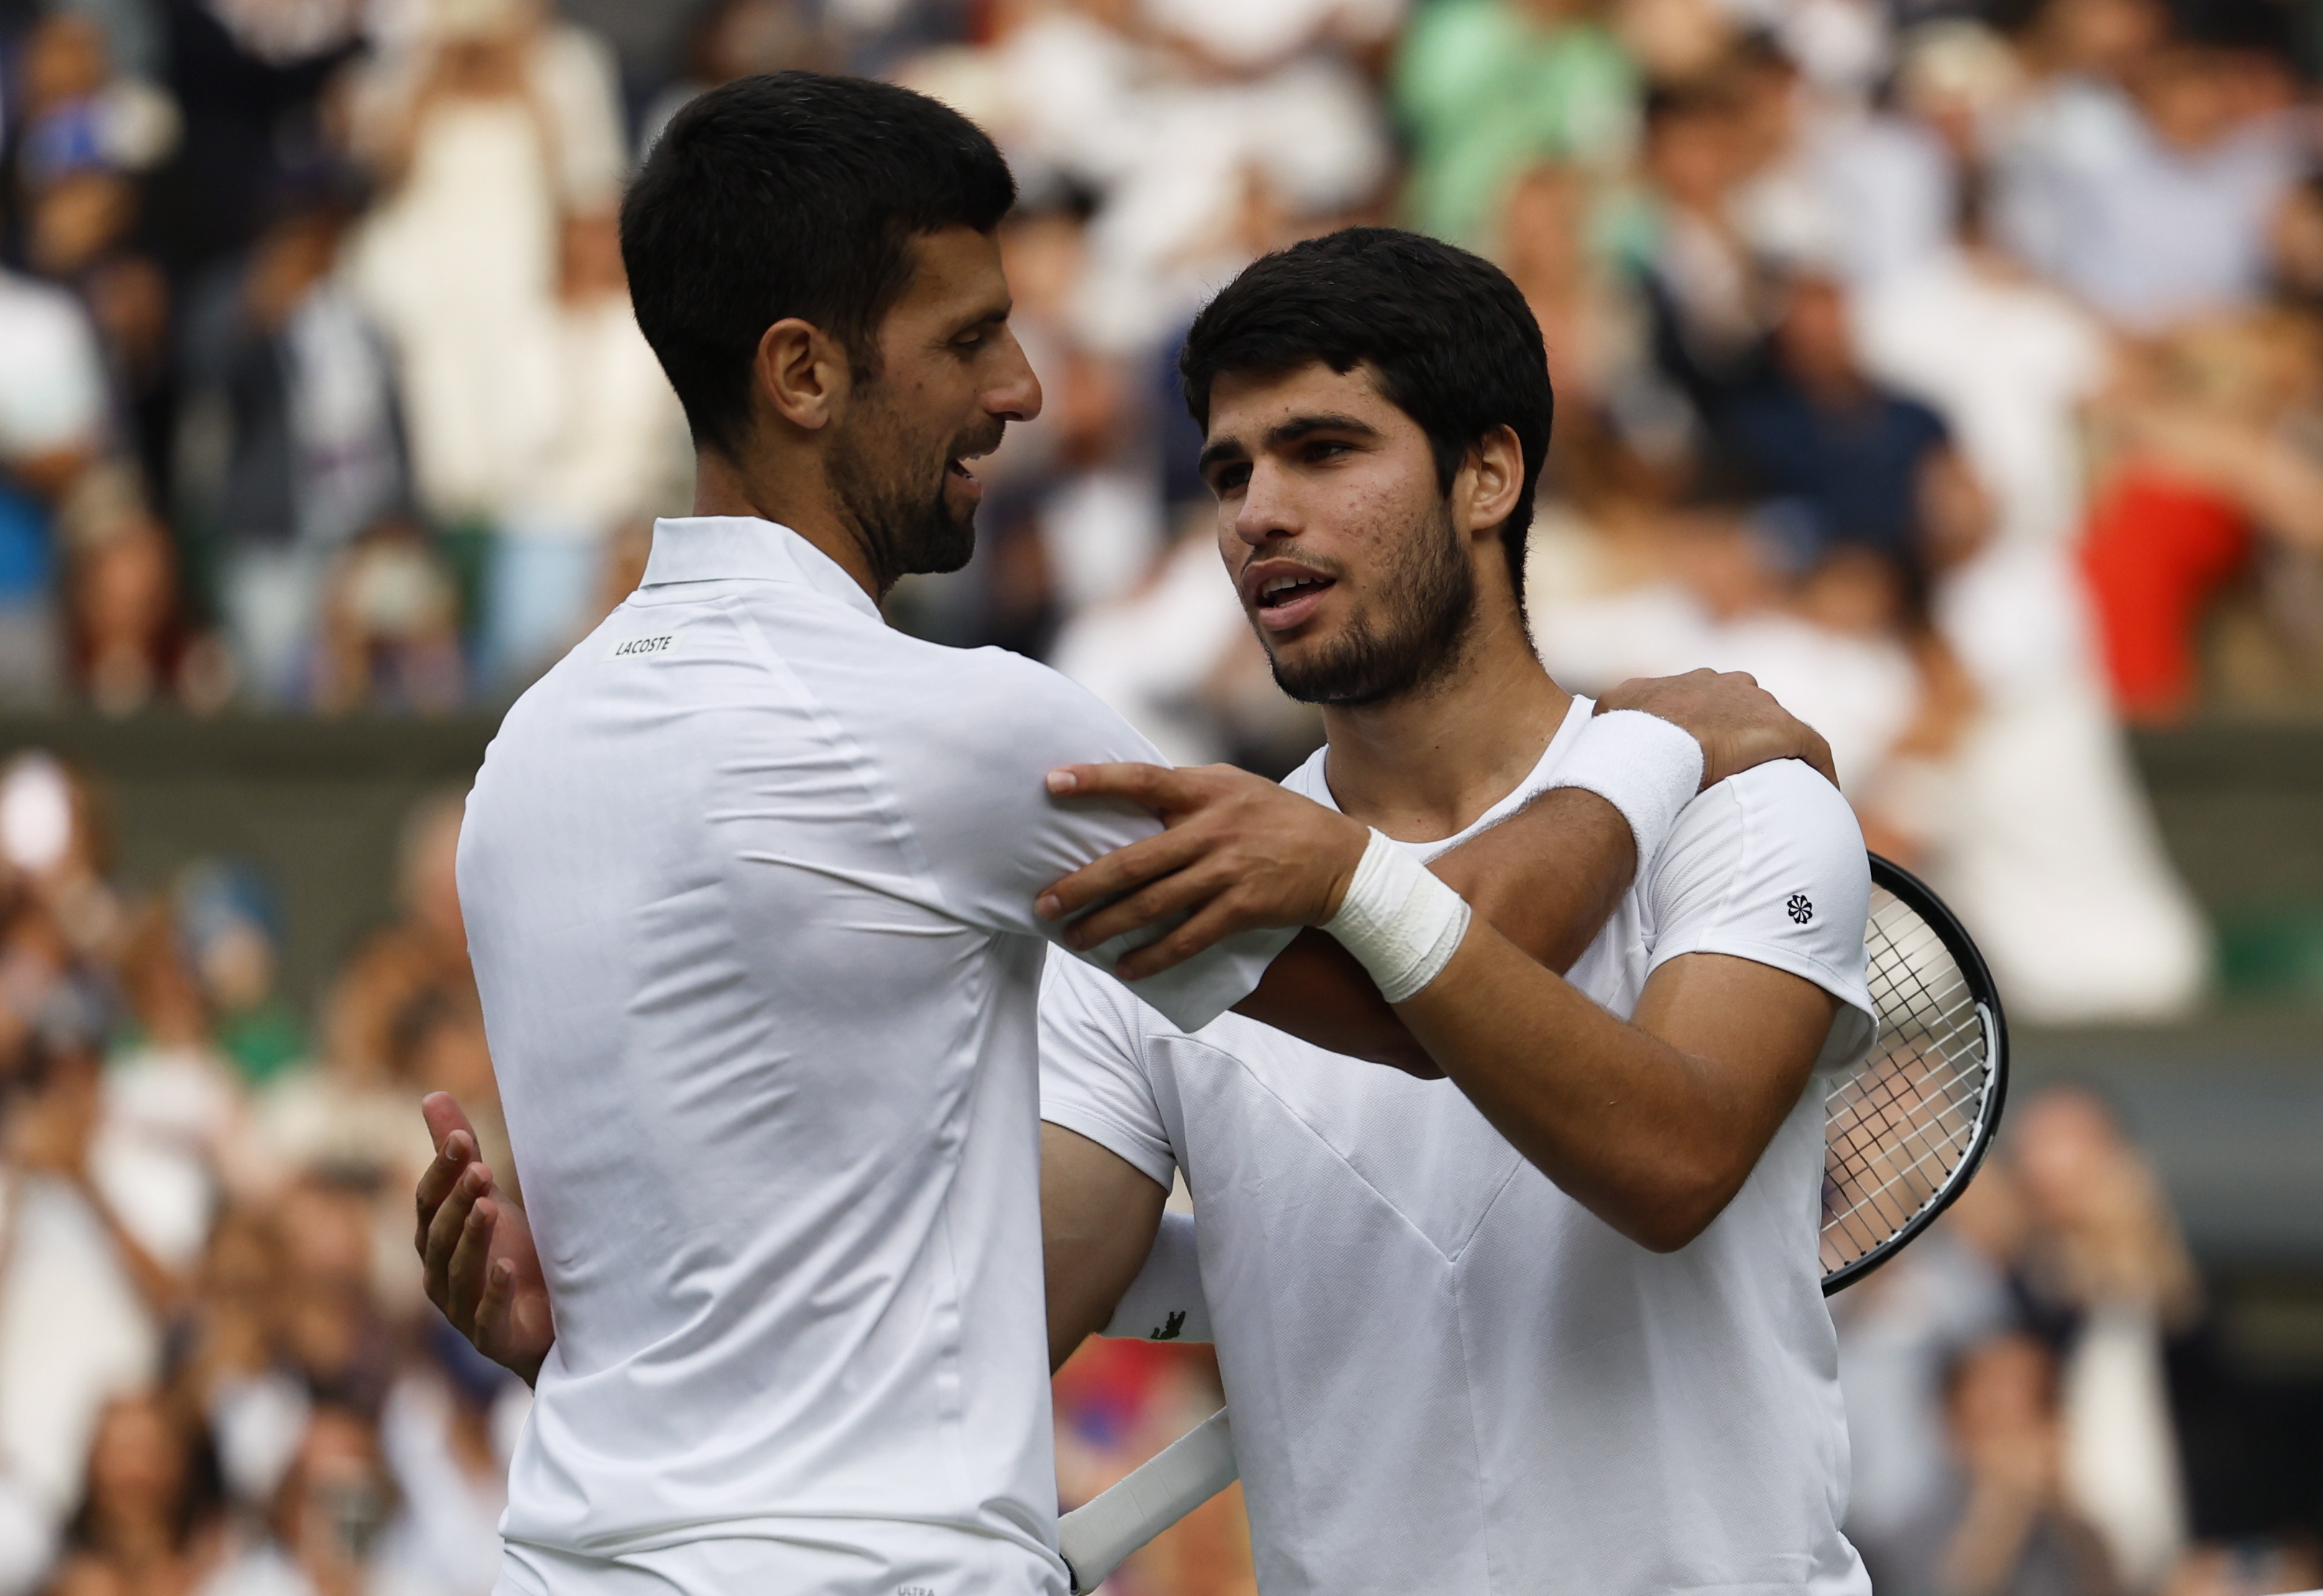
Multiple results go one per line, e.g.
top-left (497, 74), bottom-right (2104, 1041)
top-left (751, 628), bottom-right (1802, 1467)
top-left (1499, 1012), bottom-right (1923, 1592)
top-left (1263, 499), bottom-right (1479, 707)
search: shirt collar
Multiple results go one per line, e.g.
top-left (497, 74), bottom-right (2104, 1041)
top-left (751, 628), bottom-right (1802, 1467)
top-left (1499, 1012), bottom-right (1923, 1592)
top-left (639, 517), bottom-right (883, 622)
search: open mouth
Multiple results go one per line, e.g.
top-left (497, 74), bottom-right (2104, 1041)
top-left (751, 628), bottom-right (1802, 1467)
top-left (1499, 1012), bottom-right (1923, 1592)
top-left (1248, 568), bottom-right (1337, 632)
top-left (1256, 573), bottom-right (1334, 610)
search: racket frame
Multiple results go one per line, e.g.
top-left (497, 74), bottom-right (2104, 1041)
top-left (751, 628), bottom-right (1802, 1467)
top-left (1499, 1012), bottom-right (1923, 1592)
top-left (1820, 853), bottom-right (2010, 1296)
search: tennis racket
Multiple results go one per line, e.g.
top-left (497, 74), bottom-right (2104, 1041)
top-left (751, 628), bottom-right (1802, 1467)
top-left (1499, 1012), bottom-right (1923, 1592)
top-left (1057, 852), bottom-right (2008, 1592)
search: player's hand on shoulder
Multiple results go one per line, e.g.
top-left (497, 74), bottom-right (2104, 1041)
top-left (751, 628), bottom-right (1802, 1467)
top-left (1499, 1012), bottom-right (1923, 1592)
top-left (1034, 762), bottom-right (1369, 981)
top-left (417, 1092), bottom-right (555, 1387)
top-left (1597, 669), bottom-right (1838, 791)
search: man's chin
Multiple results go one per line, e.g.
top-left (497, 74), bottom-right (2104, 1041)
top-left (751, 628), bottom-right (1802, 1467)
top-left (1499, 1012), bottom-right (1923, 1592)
top-left (1265, 638), bottom-right (1376, 707)
top-left (905, 512), bottom-right (978, 578)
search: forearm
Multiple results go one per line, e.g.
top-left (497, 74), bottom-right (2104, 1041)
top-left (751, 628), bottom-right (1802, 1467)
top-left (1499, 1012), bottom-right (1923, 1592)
top-left (1393, 931), bottom-right (1765, 1249)
top-left (1232, 788), bottom-right (1637, 1069)
top-left (1397, 926), bottom-right (1837, 1250)
top-left (1428, 787), bottom-right (1636, 972)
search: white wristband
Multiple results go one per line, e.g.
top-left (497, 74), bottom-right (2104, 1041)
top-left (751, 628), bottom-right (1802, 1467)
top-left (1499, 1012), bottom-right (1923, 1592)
top-left (1546, 709), bottom-right (1705, 873)
top-left (1321, 829), bottom-right (1472, 1005)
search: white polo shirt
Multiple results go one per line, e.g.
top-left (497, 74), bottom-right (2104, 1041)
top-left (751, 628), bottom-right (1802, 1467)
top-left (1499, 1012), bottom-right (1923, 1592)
top-left (1040, 697), bottom-right (1878, 1596)
top-left (458, 517), bottom-right (1289, 1596)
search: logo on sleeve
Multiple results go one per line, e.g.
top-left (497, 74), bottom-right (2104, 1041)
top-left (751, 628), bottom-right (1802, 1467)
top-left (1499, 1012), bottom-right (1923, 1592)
top-left (1150, 1309), bottom-right (1186, 1342)
top-left (1786, 893), bottom-right (1814, 925)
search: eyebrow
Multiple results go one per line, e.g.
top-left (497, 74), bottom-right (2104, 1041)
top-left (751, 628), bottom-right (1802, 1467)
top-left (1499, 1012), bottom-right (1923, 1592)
top-left (1197, 412), bottom-right (1383, 474)
top-left (942, 301), bottom-right (1013, 340)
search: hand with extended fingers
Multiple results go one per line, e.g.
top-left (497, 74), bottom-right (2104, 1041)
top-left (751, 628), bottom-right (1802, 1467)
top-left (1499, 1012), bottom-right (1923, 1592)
top-left (1035, 762), bottom-right (1371, 981)
top-left (415, 1092), bottom-right (555, 1385)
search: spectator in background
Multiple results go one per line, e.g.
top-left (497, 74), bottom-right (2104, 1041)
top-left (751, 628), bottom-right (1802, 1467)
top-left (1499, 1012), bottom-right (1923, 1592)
top-left (635, 0), bottom-right (833, 159)
top-left (375, 1326), bottom-right (519, 1596)
top-left (310, 519), bottom-right (465, 714)
top-left (9, 10), bottom-right (180, 498)
top-left (344, 0), bottom-right (625, 535)
top-left (47, 1391), bottom-right (225, 1596)
top-left (1885, 1334), bottom-right (2125, 1596)
top-left (1993, 0), bottom-right (2304, 332)
top-left (57, 465), bottom-right (223, 716)
top-left (175, 184), bottom-right (410, 706)
top-left (1836, 1164), bottom-right (2023, 1588)
top-left (0, 992), bottom-right (175, 1585)
top-left (1852, 156), bottom-right (2211, 1023)
top-left (0, 267), bottom-right (108, 705)
top-left (200, 1403), bottom-right (415, 1596)
top-left (479, 209), bottom-right (688, 688)
top-left (1714, 272), bottom-right (1984, 591)
top-left (145, 0), bottom-right (362, 282)
top-left (1635, 74), bottom-right (1772, 429)
top-left (1393, 0), bottom-right (1638, 250)
top-left (2013, 1088), bottom-right (2199, 1593)
top-left (175, 862), bottom-right (303, 1091)
top-left (2079, 309), bottom-right (2323, 723)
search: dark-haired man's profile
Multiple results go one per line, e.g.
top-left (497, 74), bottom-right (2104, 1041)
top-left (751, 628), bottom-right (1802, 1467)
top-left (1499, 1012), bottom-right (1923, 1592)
top-left (422, 75), bottom-right (1839, 1596)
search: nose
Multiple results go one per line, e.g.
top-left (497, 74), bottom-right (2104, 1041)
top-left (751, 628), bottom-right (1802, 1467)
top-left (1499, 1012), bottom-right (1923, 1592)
top-left (1229, 458), bottom-right (1299, 549)
top-left (987, 326), bottom-right (1043, 424)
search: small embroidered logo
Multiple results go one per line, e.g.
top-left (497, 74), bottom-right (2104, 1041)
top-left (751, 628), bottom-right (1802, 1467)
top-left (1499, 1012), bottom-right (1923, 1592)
top-left (1786, 893), bottom-right (1814, 925)
top-left (1152, 1309), bottom-right (1186, 1342)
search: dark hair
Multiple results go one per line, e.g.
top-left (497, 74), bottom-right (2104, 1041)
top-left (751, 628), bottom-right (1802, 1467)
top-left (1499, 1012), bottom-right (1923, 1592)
top-left (1178, 227), bottom-right (1553, 602)
top-left (622, 72), bottom-right (1017, 458)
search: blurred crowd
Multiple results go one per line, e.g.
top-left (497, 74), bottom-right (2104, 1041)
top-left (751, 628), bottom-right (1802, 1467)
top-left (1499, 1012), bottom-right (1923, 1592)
top-left (1829, 1087), bottom-right (2310, 1596)
top-left (0, 0), bottom-right (2320, 1591)
top-left (0, 749), bottom-right (518, 1596)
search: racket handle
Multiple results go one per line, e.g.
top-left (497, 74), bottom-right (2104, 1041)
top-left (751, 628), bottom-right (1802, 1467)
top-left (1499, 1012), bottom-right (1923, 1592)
top-left (1058, 1406), bottom-right (1239, 1593)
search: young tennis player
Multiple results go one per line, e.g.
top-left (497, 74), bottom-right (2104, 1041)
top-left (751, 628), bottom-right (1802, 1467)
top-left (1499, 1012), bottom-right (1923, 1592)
top-left (440, 72), bottom-right (1830, 1596)
top-left (1030, 229), bottom-right (1878, 1595)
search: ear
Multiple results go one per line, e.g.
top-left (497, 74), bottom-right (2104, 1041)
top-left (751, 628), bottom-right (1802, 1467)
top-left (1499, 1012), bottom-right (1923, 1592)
top-left (1456, 423), bottom-right (1525, 543)
top-left (753, 317), bottom-right (854, 433)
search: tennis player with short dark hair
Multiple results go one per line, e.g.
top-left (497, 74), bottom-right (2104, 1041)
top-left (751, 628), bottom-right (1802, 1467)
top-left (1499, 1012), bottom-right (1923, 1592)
top-left (433, 71), bottom-right (1837, 1596)
top-left (1033, 228), bottom-right (1878, 1595)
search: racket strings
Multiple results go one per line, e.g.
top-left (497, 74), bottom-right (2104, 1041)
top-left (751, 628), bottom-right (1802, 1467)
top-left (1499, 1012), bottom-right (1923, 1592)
top-left (1821, 884), bottom-right (1994, 1273)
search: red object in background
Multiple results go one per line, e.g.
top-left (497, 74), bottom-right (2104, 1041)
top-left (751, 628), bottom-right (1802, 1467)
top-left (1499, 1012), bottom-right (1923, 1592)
top-left (2081, 469), bottom-right (2253, 723)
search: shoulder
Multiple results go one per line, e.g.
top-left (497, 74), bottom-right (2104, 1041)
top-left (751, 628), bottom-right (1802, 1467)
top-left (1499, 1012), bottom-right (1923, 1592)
top-left (1041, 946), bottom-right (1148, 1030)
top-left (944, 644), bottom-right (1163, 766)
top-left (1652, 760), bottom-right (1869, 936)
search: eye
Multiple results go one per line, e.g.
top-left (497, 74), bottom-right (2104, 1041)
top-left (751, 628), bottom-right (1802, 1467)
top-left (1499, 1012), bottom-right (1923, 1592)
top-left (1303, 440), bottom-right (1352, 463)
top-left (1208, 463), bottom-right (1251, 497)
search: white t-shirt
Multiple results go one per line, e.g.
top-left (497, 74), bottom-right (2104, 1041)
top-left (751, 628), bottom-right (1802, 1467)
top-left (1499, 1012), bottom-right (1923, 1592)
top-left (1040, 696), bottom-right (1877, 1596)
top-left (458, 517), bottom-right (1290, 1596)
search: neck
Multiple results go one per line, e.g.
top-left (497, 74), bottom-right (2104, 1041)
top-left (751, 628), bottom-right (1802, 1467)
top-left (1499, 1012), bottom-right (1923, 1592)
top-left (692, 446), bottom-right (884, 602)
top-left (1317, 601), bottom-right (1571, 843)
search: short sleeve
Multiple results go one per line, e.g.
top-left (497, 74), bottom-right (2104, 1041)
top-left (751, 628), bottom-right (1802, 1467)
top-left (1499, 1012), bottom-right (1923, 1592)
top-left (1645, 759), bottom-right (1875, 1072)
top-left (888, 647), bottom-right (1296, 1033)
top-left (1038, 954), bottom-right (1178, 1190)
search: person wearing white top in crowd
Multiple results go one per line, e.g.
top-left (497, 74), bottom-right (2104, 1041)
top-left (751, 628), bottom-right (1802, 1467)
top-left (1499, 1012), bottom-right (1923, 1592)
top-left (420, 198), bottom-right (1865, 1595)
top-left (1853, 173), bottom-right (2208, 1022)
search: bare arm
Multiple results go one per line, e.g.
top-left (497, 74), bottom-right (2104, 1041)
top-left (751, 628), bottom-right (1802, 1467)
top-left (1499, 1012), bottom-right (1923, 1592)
top-left (1400, 941), bottom-right (1836, 1250)
top-left (1229, 787), bottom-right (1635, 1075)
top-left (1042, 1123), bottom-right (1167, 1372)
